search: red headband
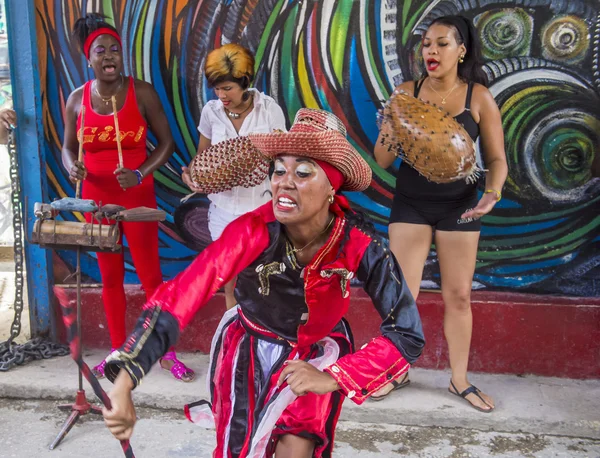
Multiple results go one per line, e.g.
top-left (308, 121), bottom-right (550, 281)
top-left (315, 160), bottom-right (351, 218)
top-left (315, 160), bottom-right (344, 191)
top-left (83, 28), bottom-right (122, 58)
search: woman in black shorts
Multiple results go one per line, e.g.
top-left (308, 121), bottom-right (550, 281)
top-left (374, 15), bottom-right (508, 412)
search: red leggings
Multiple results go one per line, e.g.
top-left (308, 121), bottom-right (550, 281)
top-left (83, 158), bottom-right (163, 349)
top-left (96, 220), bottom-right (163, 348)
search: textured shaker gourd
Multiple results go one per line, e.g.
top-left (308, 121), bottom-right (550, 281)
top-left (378, 90), bottom-right (482, 184)
top-left (189, 136), bottom-right (271, 194)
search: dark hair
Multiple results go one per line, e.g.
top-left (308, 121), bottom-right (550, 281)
top-left (72, 13), bottom-right (119, 51)
top-left (336, 193), bottom-right (376, 258)
top-left (429, 16), bottom-right (488, 87)
top-left (205, 44), bottom-right (254, 89)
top-left (344, 209), bottom-right (376, 234)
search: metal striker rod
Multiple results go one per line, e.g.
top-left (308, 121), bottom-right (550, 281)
top-left (75, 104), bottom-right (85, 391)
top-left (76, 105), bottom-right (86, 197)
top-left (76, 245), bottom-right (83, 390)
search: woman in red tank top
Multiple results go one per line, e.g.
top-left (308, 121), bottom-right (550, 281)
top-left (61, 14), bottom-right (195, 382)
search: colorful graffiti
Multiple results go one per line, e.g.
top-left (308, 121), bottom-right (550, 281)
top-left (36, 0), bottom-right (599, 296)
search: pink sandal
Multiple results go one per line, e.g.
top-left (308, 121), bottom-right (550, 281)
top-left (160, 351), bottom-right (196, 383)
top-left (92, 349), bottom-right (117, 379)
top-left (92, 357), bottom-right (108, 379)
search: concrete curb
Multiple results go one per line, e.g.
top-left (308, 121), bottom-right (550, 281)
top-left (1, 350), bottom-right (598, 440)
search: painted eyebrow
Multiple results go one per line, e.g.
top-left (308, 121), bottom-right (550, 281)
top-left (274, 157), bottom-right (316, 163)
top-left (274, 158), bottom-right (317, 166)
top-left (295, 158), bottom-right (317, 165)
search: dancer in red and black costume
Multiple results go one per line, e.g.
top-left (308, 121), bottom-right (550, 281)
top-left (61, 14), bottom-right (194, 382)
top-left (102, 109), bottom-right (425, 457)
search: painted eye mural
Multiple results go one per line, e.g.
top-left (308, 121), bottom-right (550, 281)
top-left (477, 8), bottom-right (534, 60)
top-left (37, 0), bottom-right (599, 297)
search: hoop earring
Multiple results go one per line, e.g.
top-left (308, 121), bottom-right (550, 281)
top-left (459, 55), bottom-right (465, 64)
top-left (328, 195), bottom-right (334, 204)
top-left (242, 91), bottom-right (250, 102)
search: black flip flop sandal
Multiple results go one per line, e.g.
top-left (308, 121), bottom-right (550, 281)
top-left (370, 373), bottom-right (411, 402)
top-left (448, 380), bottom-right (494, 413)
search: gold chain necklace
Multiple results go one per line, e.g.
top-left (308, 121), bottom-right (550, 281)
top-left (428, 79), bottom-right (459, 105)
top-left (285, 241), bottom-right (302, 270)
top-left (288, 216), bottom-right (335, 254)
top-left (94, 75), bottom-right (124, 106)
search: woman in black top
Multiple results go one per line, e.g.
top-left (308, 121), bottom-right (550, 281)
top-left (374, 15), bottom-right (508, 412)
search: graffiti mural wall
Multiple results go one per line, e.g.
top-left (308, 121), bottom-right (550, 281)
top-left (36, 0), bottom-right (599, 296)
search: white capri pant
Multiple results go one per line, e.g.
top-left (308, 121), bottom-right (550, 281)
top-left (207, 203), bottom-right (242, 241)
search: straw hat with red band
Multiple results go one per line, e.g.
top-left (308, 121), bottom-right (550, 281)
top-left (248, 108), bottom-right (372, 192)
top-left (83, 28), bottom-right (122, 58)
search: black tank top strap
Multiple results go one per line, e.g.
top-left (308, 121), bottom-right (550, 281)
top-left (414, 78), bottom-right (426, 97)
top-left (465, 81), bottom-right (474, 111)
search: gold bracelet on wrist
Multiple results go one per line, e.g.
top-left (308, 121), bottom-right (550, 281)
top-left (484, 189), bottom-right (502, 202)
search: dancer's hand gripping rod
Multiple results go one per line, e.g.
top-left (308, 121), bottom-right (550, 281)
top-left (55, 288), bottom-right (135, 458)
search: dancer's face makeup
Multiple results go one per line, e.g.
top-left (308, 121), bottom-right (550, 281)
top-left (88, 34), bottom-right (123, 83)
top-left (271, 155), bottom-right (333, 225)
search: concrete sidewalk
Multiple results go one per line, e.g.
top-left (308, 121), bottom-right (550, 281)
top-left (1, 349), bottom-right (598, 440)
top-left (0, 260), bottom-right (30, 344)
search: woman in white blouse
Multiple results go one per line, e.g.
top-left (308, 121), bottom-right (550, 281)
top-left (182, 43), bottom-right (287, 309)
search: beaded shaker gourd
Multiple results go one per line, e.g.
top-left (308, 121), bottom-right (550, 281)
top-left (378, 90), bottom-right (482, 184)
top-left (189, 136), bottom-right (270, 194)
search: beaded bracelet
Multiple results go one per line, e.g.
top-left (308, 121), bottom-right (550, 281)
top-left (133, 169), bottom-right (143, 185)
top-left (484, 189), bottom-right (502, 202)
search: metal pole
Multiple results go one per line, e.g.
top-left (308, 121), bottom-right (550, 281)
top-left (5, 0), bottom-right (54, 338)
top-left (77, 246), bottom-right (83, 390)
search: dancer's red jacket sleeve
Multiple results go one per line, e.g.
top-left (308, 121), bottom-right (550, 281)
top-left (322, 236), bottom-right (424, 404)
top-left (104, 208), bottom-right (272, 386)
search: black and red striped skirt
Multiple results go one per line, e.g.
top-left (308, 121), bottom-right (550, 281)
top-left (185, 306), bottom-right (353, 458)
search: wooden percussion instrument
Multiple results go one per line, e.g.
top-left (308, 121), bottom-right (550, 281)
top-left (32, 219), bottom-right (121, 252)
top-left (30, 199), bottom-right (167, 253)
